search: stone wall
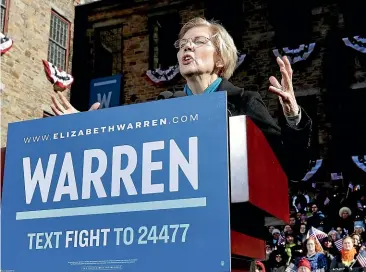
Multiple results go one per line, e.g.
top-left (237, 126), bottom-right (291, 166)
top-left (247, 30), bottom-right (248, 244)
top-left (1, 0), bottom-right (78, 146)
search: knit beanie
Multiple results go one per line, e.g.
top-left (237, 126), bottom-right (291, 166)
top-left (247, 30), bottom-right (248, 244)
top-left (298, 258), bottom-right (311, 271)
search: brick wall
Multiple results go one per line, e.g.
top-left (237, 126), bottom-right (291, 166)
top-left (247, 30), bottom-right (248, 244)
top-left (0, 0), bottom-right (77, 147)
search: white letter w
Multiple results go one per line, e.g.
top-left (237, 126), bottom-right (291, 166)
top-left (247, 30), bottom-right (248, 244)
top-left (23, 154), bottom-right (57, 204)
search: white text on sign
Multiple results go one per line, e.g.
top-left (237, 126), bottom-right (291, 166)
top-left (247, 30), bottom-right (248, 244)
top-left (26, 224), bottom-right (190, 249)
top-left (22, 137), bottom-right (198, 204)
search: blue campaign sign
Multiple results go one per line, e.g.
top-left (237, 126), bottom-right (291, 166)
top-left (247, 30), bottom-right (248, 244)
top-left (89, 74), bottom-right (122, 108)
top-left (1, 92), bottom-right (231, 272)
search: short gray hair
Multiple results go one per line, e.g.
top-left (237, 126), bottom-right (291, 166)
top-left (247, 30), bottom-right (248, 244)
top-left (179, 17), bottom-right (238, 79)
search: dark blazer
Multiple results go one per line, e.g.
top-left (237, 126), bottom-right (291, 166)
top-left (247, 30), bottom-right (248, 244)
top-left (165, 79), bottom-right (312, 180)
top-left (217, 79), bottom-right (312, 181)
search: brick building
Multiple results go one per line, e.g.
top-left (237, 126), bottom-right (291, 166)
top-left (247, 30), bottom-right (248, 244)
top-left (71, 0), bottom-right (366, 175)
top-left (0, 0), bottom-right (80, 146)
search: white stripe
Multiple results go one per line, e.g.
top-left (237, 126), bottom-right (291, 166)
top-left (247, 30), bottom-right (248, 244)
top-left (16, 197), bottom-right (207, 220)
top-left (94, 79), bottom-right (117, 87)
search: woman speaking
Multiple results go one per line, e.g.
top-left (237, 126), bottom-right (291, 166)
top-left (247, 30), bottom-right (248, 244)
top-left (51, 17), bottom-right (312, 180)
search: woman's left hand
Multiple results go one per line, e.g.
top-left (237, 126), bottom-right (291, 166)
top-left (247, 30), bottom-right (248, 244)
top-left (268, 56), bottom-right (300, 116)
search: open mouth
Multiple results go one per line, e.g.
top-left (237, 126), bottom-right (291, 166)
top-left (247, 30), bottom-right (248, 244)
top-left (182, 55), bottom-right (194, 65)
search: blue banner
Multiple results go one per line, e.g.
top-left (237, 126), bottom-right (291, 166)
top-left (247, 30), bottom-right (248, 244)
top-left (2, 92), bottom-right (231, 272)
top-left (89, 74), bottom-right (122, 108)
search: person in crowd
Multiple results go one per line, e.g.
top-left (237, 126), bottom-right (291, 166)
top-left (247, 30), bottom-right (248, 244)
top-left (322, 237), bottom-right (338, 267)
top-left (303, 237), bottom-right (328, 272)
top-left (300, 215), bottom-right (308, 225)
top-left (353, 221), bottom-right (366, 242)
top-left (271, 229), bottom-right (282, 248)
top-left (336, 227), bottom-right (347, 239)
top-left (296, 212), bottom-right (302, 222)
top-left (284, 233), bottom-right (303, 265)
top-left (283, 225), bottom-right (294, 236)
top-left (50, 17), bottom-right (312, 181)
top-left (338, 207), bottom-right (354, 235)
top-left (296, 258), bottom-right (312, 272)
top-left (269, 250), bottom-right (287, 272)
top-left (290, 216), bottom-right (299, 232)
top-left (330, 236), bottom-right (363, 271)
top-left (266, 244), bottom-right (275, 262)
top-left (297, 224), bottom-right (308, 244)
top-left (351, 233), bottom-right (362, 252)
top-left (287, 237), bottom-right (328, 272)
top-left (307, 203), bottom-right (325, 229)
top-left (328, 230), bottom-right (340, 242)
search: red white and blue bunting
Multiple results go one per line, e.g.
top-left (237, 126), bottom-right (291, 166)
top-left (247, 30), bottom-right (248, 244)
top-left (352, 155), bottom-right (366, 172)
top-left (145, 64), bottom-right (180, 85)
top-left (273, 43), bottom-right (316, 64)
top-left (42, 60), bottom-right (74, 91)
top-left (145, 54), bottom-right (247, 85)
top-left (0, 32), bottom-right (13, 55)
top-left (342, 36), bottom-right (366, 53)
top-left (302, 159), bottom-right (323, 181)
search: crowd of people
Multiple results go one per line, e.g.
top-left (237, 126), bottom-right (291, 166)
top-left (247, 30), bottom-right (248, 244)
top-left (258, 182), bottom-right (366, 272)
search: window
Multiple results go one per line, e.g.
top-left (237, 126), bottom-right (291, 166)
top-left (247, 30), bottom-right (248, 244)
top-left (148, 13), bottom-right (180, 70)
top-left (1, 0), bottom-right (9, 33)
top-left (268, 0), bottom-right (312, 47)
top-left (48, 11), bottom-right (70, 71)
top-left (92, 25), bottom-right (123, 78)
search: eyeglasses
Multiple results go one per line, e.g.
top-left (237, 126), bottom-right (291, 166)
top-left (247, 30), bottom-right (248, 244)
top-left (174, 35), bottom-right (217, 50)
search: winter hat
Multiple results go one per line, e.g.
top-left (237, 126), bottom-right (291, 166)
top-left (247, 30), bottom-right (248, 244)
top-left (339, 207), bottom-right (352, 217)
top-left (354, 221), bottom-right (365, 230)
top-left (272, 229), bottom-right (281, 235)
top-left (298, 258), bottom-right (311, 271)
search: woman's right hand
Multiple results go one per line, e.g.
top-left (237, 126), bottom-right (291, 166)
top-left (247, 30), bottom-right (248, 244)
top-left (51, 92), bottom-right (100, 116)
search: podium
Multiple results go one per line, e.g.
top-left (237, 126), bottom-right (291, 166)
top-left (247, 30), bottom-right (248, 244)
top-left (229, 116), bottom-right (289, 268)
top-left (0, 93), bottom-right (289, 272)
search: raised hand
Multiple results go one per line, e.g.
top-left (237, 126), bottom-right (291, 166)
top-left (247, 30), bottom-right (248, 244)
top-left (51, 92), bottom-right (100, 116)
top-left (268, 56), bottom-right (300, 116)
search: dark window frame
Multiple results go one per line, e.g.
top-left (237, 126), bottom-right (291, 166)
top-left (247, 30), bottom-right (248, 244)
top-left (1, 0), bottom-right (10, 33)
top-left (92, 23), bottom-right (124, 78)
top-left (48, 10), bottom-right (71, 71)
top-left (148, 13), bottom-right (180, 70)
